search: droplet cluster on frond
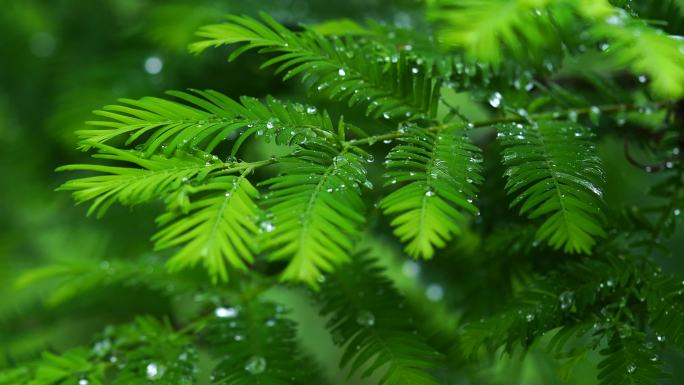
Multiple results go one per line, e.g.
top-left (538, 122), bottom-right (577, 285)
top-left (190, 13), bottom-right (442, 120)
top-left (318, 253), bottom-right (443, 385)
top-left (154, 174), bottom-right (261, 283)
top-left (203, 299), bottom-right (328, 385)
top-left (262, 145), bottom-right (367, 286)
top-left (381, 124), bottom-right (482, 258)
top-left (497, 120), bottom-right (606, 254)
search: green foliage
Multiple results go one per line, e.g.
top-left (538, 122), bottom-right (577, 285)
top-left (261, 144), bottom-right (367, 286)
top-left (319, 254), bottom-right (443, 385)
top-left (497, 120), bottom-right (606, 253)
top-left (6, 1), bottom-right (684, 385)
top-left (381, 124), bottom-right (482, 258)
top-left (203, 299), bottom-right (328, 385)
top-left (190, 13), bottom-right (442, 120)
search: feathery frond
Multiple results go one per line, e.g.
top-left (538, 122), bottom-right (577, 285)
top-left (203, 299), bottom-right (327, 385)
top-left (79, 89), bottom-right (331, 155)
top-left (154, 173), bottom-right (261, 282)
top-left (56, 144), bottom-right (220, 217)
top-left (318, 253), bottom-right (442, 385)
top-left (380, 124), bottom-right (482, 258)
top-left (497, 120), bottom-right (606, 254)
top-left (190, 13), bottom-right (442, 120)
top-left (261, 144), bottom-right (367, 286)
top-left (598, 331), bottom-right (668, 385)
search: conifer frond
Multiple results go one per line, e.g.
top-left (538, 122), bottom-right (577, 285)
top-left (591, 17), bottom-right (684, 97)
top-left (79, 90), bottom-right (329, 155)
top-left (154, 174), bottom-right (261, 283)
top-left (12, 317), bottom-right (197, 385)
top-left (190, 14), bottom-right (442, 119)
top-left (380, 125), bottom-right (482, 258)
top-left (16, 255), bottom-right (198, 306)
top-left (203, 299), bottom-right (327, 385)
top-left (497, 120), bottom-right (606, 254)
top-left (318, 253), bottom-right (442, 385)
top-left (57, 144), bottom-right (221, 217)
top-left (597, 331), bottom-right (668, 385)
top-left (429, 0), bottom-right (565, 64)
top-left (261, 145), bottom-right (367, 287)
top-left (431, 0), bottom-right (684, 97)
top-left (645, 274), bottom-right (684, 349)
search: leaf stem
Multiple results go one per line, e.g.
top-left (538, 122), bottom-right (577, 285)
top-left (344, 101), bottom-right (673, 147)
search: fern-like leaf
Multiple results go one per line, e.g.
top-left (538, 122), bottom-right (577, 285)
top-left (57, 144), bottom-right (221, 217)
top-left (497, 120), bottom-right (606, 254)
top-left (380, 124), bottom-right (482, 258)
top-left (154, 173), bottom-right (261, 282)
top-left (261, 144), bottom-right (366, 286)
top-left (318, 253), bottom-right (442, 385)
top-left (190, 13), bottom-right (442, 120)
top-left (203, 299), bottom-right (327, 385)
top-left (79, 89), bottom-right (330, 156)
top-left (598, 331), bottom-right (668, 385)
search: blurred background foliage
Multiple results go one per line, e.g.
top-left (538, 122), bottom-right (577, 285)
top-left (1, 0), bottom-right (683, 384)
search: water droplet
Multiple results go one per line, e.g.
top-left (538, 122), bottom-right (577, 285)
top-left (411, 67), bottom-right (419, 74)
top-left (627, 363), bottom-right (636, 374)
top-left (266, 121), bottom-right (274, 129)
top-left (425, 190), bottom-right (435, 197)
top-left (265, 319), bottom-right (276, 327)
top-left (559, 291), bottom-right (575, 310)
top-left (215, 307), bottom-right (238, 318)
top-left (146, 363), bottom-right (163, 380)
top-left (78, 379), bottom-right (89, 385)
top-left (356, 310), bottom-right (376, 326)
top-left (525, 313), bottom-right (535, 322)
top-left (488, 92), bottom-right (503, 108)
top-left (675, 208), bottom-right (681, 216)
top-left (638, 75), bottom-right (648, 83)
top-left (260, 220), bottom-right (275, 233)
top-left (425, 284), bottom-right (444, 302)
top-left (383, 112), bottom-right (391, 119)
top-left (306, 106), bottom-right (317, 114)
top-left (245, 355), bottom-right (267, 374)
top-left (338, 68), bottom-right (346, 77)
top-left (656, 334), bottom-right (666, 342)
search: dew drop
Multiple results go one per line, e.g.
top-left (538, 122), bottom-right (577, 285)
top-left (525, 313), bottom-right (535, 322)
top-left (675, 208), bottom-right (681, 216)
top-left (488, 92), bottom-right (503, 108)
top-left (559, 291), bottom-right (575, 310)
top-left (215, 307), bottom-right (238, 318)
top-left (306, 106), bottom-right (317, 114)
top-left (146, 363), bottom-right (163, 380)
top-left (244, 355), bottom-right (267, 374)
top-left (356, 310), bottom-right (376, 326)
top-left (425, 190), bottom-right (435, 197)
top-left (627, 363), bottom-right (636, 374)
top-left (260, 221), bottom-right (275, 233)
top-left (78, 379), bottom-right (89, 385)
top-left (338, 68), bottom-right (346, 77)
